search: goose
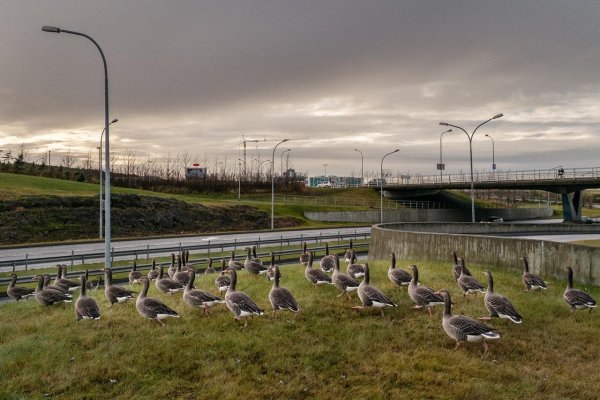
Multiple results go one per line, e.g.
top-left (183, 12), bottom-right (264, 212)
top-left (204, 258), bottom-right (217, 274)
top-left (155, 264), bottom-right (185, 295)
top-left (183, 269), bottom-right (225, 315)
top-left (147, 259), bottom-right (159, 281)
top-left (452, 254), bottom-right (471, 281)
top-left (184, 250), bottom-right (191, 269)
top-left (252, 246), bottom-right (263, 265)
top-left (215, 260), bottom-right (231, 293)
top-left (43, 274), bottom-right (72, 295)
top-left (332, 254), bottom-right (359, 300)
top-left (128, 261), bottom-right (143, 284)
top-left (456, 258), bottom-right (485, 296)
top-left (482, 271), bottom-right (522, 323)
top-left (266, 252), bottom-right (278, 281)
top-left (84, 269), bottom-right (97, 291)
top-left (305, 252), bottom-right (333, 287)
top-left (320, 243), bottom-right (335, 273)
top-left (173, 259), bottom-right (191, 287)
top-left (224, 268), bottom-right (264, 326)
top-left (387, 253), bottom-right (412, 288)
top-left (244, 247), bottom-right (268, 276)
top-left (167, 253), bottom-right (178, 278)
top-left (56, 265), bottom-right (80, 293)
top-left (346, 252), bottom-right (365, 279)
top-left (101, 267), bottom-right (136, 306)
top-left (228, 251), bottom-right (244, 270)
top-left (75, 275), bottom-right (101, 321)
top-left (33, 275), bottom-right (72, 306)
top-left (356, 263), bottom-right (397, 316)
top-left (299, 242), bottom-right (310, 266)
top-left (344, 240), bottom-right (354, 265)
top-left (7, 273), bottom-right (35, 301)
top-left (437, 289), bottom-right (500, 355)
top-left (563, 266), bottom-right (597, 313)
top-left (136, 277), bottom-right (179, 326)
top-left (408, 265), bottom-right (444, 316)
top-left (521, 257), bottom-right (547, 291)
top-left (269, 265), bottom-right (300, 316)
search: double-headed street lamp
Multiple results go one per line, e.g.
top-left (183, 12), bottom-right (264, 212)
top-left (42, 25), bottom-right (113, 268)
top-left (438, 129), bottom-right (452, 182)
top-left (354, 148), bottom-right (364, 184)
top-left (380, 149), bottom-right (399, 224)
top-left (271, 139), bottom-right (289, 230)
top-left (99, 118), bottom-right (118, 238)
top-left (439, 113), bottom-right (503, 223)
top-left (484, 134), bottom-right (496, 173)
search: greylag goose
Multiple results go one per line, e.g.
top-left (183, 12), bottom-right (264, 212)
top-left (252, 246), bottom-right (263, 265)
top-left (332, 254), bottom-right (359, 300)
top-left (346, 252), bottom-right (365, 279)
top-left (244, 247), bottom-right (268, 276)
top-left (408, 265), bottom-right (444, 315)
top-left (148, 259), bottom-right (159, 281)
top-left (84, 269), bottom-right (96, 291)
top-left (269, 265), bottom-right (300, 316)
top-left (33, 275), bottom-right (72, 306)
top-left (482, 271), bottom-right (522, 323)
top-left (56, 265), bottom-right (80, 293)
top-left (521, 257), bottom-right (547, 291)
top-left (452, 254), bottom-right (471, 281)
top-left (167, 253), bottom-right (178, 278)
top-left (456, 258), bottom-right (485, 296)
top-left (7, 273), bottom-right (35, 301)
top-left (437, 289), bottom-right (500, 355)
top-left (184, 269), bottom-right (225, 315)
top-left (75, 275), bottom-right (100, 321)
top-left (224, 268), bottom-right (264, 326)
top-left (204, 258), bottom-right (217, 274)
top-left (43, 274), bottom-right (71, 295)
top-left (320, 243), bottom-right (335, 273)
top-left (344, 240), bottom-right (354, 265)
top-left (563, 266), bottom-right (597, 313)
top-left (266, 252), bottom-right (277, 281)
top-left (101, 267), bottom-right (136, 306)
top-left (299, 242), bottom-right (310, 266)
top-left (155, 264), bottom-right (185, 295)
top-left (305, 252), bottom-right (332, 287)
top-left (215, 260), bottom-right (231, 293)
top-left (387, 253), bottom-right (412, 288)
top-left (136, 277), bottom-right (179, 326)
top-left (228, 251), bottom-right (244, 270)
top-left (356, 263), bottom-right (397, 316)
top-left (128, 261), bottom-right (143, 284)
top-left (173, 259), bottom-right (191, 287)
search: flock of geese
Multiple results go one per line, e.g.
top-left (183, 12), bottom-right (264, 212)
top-left (6, 242), bottom-right (598, 354)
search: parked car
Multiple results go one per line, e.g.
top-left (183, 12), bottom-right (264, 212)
top-left (367, 178), bottom-right (386, 186)
top-left (317, 181), bottom-right (332, 188)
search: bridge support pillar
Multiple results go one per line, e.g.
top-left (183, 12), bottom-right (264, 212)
top-left (561, 191), bottom-right (583, 222)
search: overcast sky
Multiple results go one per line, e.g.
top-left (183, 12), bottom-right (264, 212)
top-left (1, 1), bottom-right (600, 178)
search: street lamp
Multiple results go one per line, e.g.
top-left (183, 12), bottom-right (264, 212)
top-left (439, 113), bottom-right (503, 222)
top-left (354, 148), bottom-right (364, 185)
top-left (438, 129), bottom-right (452, 183)
top-left (43, 25), bottom-right (113, 268)
top-left (271, 139), bottom-right (289, 230)
top-left (484, 134), bottom-right (496, 173)
top-left (99, 118), bottom-right (118, 239)
top-left (380, 149), bottom-right (399, 224)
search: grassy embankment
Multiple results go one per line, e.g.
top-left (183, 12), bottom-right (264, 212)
top-left (1, 256), bottom-right (599, 399)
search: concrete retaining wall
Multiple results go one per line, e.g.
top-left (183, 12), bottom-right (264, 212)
top-left (369, 223), bottom-right (600, 286)
top-left (304, 206), bottom-right (553, 223)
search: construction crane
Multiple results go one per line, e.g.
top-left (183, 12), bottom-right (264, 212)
top-left (240, 135), bottom-right (265, 176)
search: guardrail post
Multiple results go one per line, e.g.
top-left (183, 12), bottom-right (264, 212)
top-left (25, 254), bottom-right (29, 270)
top-left (12, 261), bottom-right (16, 272)
top-left (258, 237), bottom-right (261, 249)
top-left (207, 241), bottom-right (211, 256)
top-left (234, 238), bottom-right (237, 251)
top-left (147, 245), bottom-right (150, 260)
top-left (135, 250), bottom-right (138, 260)
top-left (71, 250), bottom-right (74, 267)
top-left (338, 231), bottom-right (340, 243)
top-left (111, 247), bottom-right (114, 265)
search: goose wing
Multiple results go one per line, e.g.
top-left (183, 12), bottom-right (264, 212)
top-left (388, 268), bottom-right (411, 286)
top-left (448, 315), bottom-right (496, 337)
top-left (188, 289), bottom-right (223, 303)
top-left (39, 289), bottom-right (72, 304)
top-left (226, 291), bottom-right (264, 317)
top-left (523, 272), bottom-right (547, 289)
top-left (361, 285), bottom-right (396, 307)
top-left (413, 286), bottom-right (443, 304)
top-left (156, 278), bottom-right (184, 292)
top-left (141, 297), bottom-right (179, 317)
top-left (334, 273), bottom-right (359, 289)
top-left (76, 297), bottom-right (100, 319)
top-left (8, 286), bottom-right (35, 300)
top-left (457, 275), bottom-right (485, 292)
top-left (486, 294), bottom-right (522, 322)
top-left (270, 287), bottom-right (299, 312)
top-left (564, 289), bottom-right (597, 307)
top-left (306, 268), bottom-right (332, 284)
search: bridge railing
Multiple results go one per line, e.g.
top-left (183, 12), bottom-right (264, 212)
top-left (383, 167), bottom-right (600, 186)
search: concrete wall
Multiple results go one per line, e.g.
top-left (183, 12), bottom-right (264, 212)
top-left (369, 223), bottom-right (600, 286)
top-left (304, 206), bottom-right (553, 223)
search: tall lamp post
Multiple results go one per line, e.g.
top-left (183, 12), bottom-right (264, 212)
top-left (354, 148), bottom-right (364, 185)
top-left (99, 118), bottom-right (118, 239)
top-left (271, 139), bottom-right (289, 230)
top-left (439, 113), bottom-right (503, 223)
top-left (484, 134), bottom-right (496, 173)
top-left (43, 25), bottom-right (113, 268)
top-left (438, 129), bottom-right (452, 183)
top-left (380, 149), bottom-right (399, 224)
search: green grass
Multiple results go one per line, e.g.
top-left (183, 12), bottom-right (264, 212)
top-left (2, 256), bottom-right (600, 399)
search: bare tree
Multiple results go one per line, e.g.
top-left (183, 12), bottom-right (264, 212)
top-left (62, 150), bottom-right (78, 169)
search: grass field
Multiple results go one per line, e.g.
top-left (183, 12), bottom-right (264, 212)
top-left (2, 256), bottom-right (599, 399)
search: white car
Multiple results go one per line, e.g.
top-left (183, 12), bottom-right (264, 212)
top-left (317, 181), bottom-right (332, 188)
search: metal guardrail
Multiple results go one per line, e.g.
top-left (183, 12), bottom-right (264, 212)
top-left (275, 194), bottom-right (450, 210)
top-left (0, 241), bottom-right (369, 288)
top-left (0, 231), bottom-right (370, 273)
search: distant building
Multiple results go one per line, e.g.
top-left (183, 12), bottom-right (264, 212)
top-left (185, 164), bottom-right (207, 179)
top-left (307, 176), bottom-right (363, 188)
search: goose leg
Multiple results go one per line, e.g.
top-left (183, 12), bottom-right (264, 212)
top-left (346, 292), bottom-right (352, 301)
top-left (454, 342), bottom-right (461, 351)
top-left (336, 292), bottom-right (345, 298)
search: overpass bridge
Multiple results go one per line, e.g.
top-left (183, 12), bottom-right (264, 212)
top-left (375, 166), bottom-right (600, 222)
